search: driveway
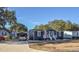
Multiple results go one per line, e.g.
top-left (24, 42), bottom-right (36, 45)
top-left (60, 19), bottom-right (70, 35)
top-left (0, 41), bottom-right (44, 52)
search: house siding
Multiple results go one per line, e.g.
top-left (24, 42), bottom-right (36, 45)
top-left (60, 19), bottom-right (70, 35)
top-left (0, 30), bottom-right (9, 36)
top-left (72, 31), bottom-right (79, 39)
top-left (28, 29), bottom-right (79, 40)
top-left (57, 31), bottom-right (63, 39)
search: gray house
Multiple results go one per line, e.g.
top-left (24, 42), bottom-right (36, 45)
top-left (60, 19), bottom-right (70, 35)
top-left (28, 29), bottom-right (79, 40)
top-left (29, 29), bottom-right (44, 40)
top-left (43, 29), bottom-right (57, 40)
top-left (0, 28), bottom-right (9, 36)
top-left (72, 31), bottom-right (79, 39)
top-left (29, 29), bottom-right (60, 40)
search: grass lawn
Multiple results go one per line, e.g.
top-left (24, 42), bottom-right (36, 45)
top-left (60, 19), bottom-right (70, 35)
top-left (29, 39), bottom-right (79, 52)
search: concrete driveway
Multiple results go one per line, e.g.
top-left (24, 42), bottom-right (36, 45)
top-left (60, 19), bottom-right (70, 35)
top-left (0, 41), bottom-right (44, 52)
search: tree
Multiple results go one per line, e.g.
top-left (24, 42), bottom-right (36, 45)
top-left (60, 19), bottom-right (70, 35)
top-left (34, 24), bottom-right (51, 30)
top-left (72, 23), bottom-right (79, 31)
top-left (0, 7), bottom-right (17, 33)
top-left (10, 23), bottom-right (28, 32)
top-left (4, 8), bottom-right (17, 26)
top-left (0, 7), bottom-right (6, 28)
top-left (48, 19), bottom-right (66, 31)
top-left (0, 7), bottom-right (28, 38)
top-left (34, 19), bottom-right (79, 31)
top-left (64, 20), bottom-right (72, 31)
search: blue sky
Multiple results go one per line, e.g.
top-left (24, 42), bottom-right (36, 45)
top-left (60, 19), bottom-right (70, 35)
top-left (8, 7), bottom-right (79, 29)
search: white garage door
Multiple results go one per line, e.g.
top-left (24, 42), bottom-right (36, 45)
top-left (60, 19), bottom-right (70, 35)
top-left (64, 31), bottom-right (72, 39)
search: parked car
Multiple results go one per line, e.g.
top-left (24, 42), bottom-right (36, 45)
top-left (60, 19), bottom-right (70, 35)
top-left (0, 36), bottom-right (5, 41)
top-left (17, 32), bottom-right (27, 41)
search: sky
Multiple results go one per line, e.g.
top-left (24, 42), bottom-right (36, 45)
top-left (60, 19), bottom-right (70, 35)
top-left (8, 7), bottom-right (79, 29)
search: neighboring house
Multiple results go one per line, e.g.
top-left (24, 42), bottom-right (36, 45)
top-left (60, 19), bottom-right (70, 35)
top-left (0, 28), bottom-right (9, 36)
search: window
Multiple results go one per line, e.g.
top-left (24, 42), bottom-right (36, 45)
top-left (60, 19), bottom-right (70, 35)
top-left (37, 31), bottom-right (41, 37)
top-left (59, 32), bottom-right (61, 36)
